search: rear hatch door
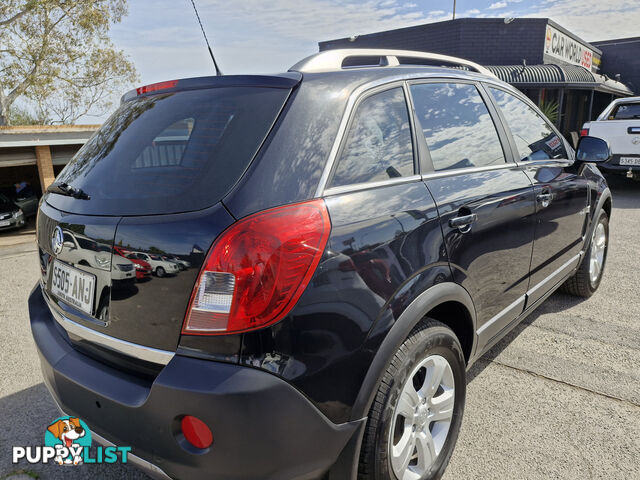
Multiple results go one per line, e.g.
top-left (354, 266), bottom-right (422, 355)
top-left (38, 75), bottom-right (298, 353)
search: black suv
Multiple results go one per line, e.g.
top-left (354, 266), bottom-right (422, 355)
top-left (29, 49), bottom-right (612, 480)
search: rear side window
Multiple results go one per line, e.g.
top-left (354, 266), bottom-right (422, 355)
top-left (610, 103), bottom-right (640, 120)
top-left (54, 87), bottom-right (290, 216)
top-left (410, 83), bottom-right (506, 171)
top-left (330, 87), bottom-right (414, 187)
top-left (489, 87), bottom-right (568, 161)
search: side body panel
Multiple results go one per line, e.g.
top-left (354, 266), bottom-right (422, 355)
top-left (424, 168), bottom-right (536, 350)
top-left (240, 181), bottom-right (449, 423)
top-left (522, 161), bottom-right (590, 304)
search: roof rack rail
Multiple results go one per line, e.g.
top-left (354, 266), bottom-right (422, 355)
top-left (289, 49), bottom-right (497, 78)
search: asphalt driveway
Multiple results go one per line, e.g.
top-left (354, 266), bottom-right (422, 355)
top-left (1, 176), bottom-right (638, 479)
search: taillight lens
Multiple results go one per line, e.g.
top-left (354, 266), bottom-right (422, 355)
top-left (580, 128), bottom-right (589, 137)
top-left (182, 199), bottom-right (331, 335)
top-left (136, 80), bottom-right (178, 95)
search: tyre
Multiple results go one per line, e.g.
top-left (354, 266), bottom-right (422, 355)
top-left (561, 209), bottom-right (609, 298)
top-left (156, 266), bottom-right (166, 277)
top-left (358, 319), bottom-right (466, 480)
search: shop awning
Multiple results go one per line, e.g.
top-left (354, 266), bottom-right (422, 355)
top-left (487, 64), bottom-right (633, 96)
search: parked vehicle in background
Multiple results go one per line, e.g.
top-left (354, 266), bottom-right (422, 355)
top-left (114, 246), bottom-right (152, 280)
top-left (29, 49), bottom-right (612, 480)
top-left (581, 96), bottom-right (640, 179)
top-left (0, 193), bottom-right (25, 231)
top-left (0, 182), bottom-right (40, 217)
top-left (61, 232), bottom-right (136, 287)
top-left (130, 252), bottom-right (179, 277)
top-left (162, 254), bottom-right (190, 270)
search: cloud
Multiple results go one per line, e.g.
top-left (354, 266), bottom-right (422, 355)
top-left (525, 0), bottom-right (639, 41)
top-left (489, 2), bottom-right (508, 9)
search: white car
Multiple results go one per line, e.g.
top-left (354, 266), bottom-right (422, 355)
top-left (162, 254), bottom-right (190, 270)
top-left (61, 231), bottom-right (134, 280)
top-left (129, 252), bottom-right (179, 277)
top-left (581, 96), bottom-right (640, 179)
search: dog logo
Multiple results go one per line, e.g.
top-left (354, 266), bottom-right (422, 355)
top-left (51, 226), bottom-right (64, 255)
top-left (44, 416), bottom-right (92, 465)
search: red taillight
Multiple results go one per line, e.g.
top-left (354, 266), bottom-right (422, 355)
top-left (136, 80), bottom-right (178, 96)
top-left (580, 128), bottom-right (589, 137)
top-left (182, 199), bottom-right (331, 335)
top-left (181, 416), bottom-right (213, 449)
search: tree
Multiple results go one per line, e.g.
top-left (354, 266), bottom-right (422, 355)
top-left (0, 0), bottom-right (138, 125)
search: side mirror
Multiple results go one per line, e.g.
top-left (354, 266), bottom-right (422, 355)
top-left (576, 136), bottom-right (611, 163)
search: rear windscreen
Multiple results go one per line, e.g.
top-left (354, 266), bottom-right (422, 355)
top-left (53, 87), bottom-right (290, 215)
top-left (611, 103), bottom-right (640, 120)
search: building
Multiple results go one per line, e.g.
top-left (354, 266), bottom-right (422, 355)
top-left (0, 125), bottom-right (98, 193)
top-left (591, 36), bottom-right (640, 96)
top-left (320, 18), bottom-right (633, 139)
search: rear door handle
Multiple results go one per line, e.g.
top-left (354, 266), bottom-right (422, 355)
top-left (537, 193), bottom-right (553, 208)
top-left (449, 213), bottom-right (477, 233)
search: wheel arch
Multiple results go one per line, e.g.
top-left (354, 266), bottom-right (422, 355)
top-left (586, 187), bottom-right (612, 252)
top-left (350, 281), bottom-right (476, 422)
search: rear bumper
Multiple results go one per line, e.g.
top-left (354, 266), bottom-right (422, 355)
top-left (599, 155), bottom-right (640, 174)
top-left (29, 284), bottom-right (361, 480)
top-left (0, 214), bottom-right (25, 230)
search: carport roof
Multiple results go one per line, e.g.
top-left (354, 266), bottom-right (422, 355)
top-left (0, 125), bottom-right (99, 148)
top-left (487, 64), bottom-right (633, 96)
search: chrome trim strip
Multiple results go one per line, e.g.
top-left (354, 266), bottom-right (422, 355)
top-left (313, 72), bottom-right (515, 197)
top-left (527, 253), bottom-right (582, 298)
top-left (324, 175), bottom-right (422, 196)
top-left (476, 295), bottom-right (526, 336)
top-left (44, 293), bottom-right (174, 366)
top-left (421, 162), bottom-right (519, 181)
top-left (92, 431), bottom-right (173, 480)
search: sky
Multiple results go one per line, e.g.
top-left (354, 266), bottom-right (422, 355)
top-left (94, 0), bottom-right (640, 121)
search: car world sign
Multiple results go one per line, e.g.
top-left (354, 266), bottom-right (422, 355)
top-left (544, 24), bottom-right (594, 70)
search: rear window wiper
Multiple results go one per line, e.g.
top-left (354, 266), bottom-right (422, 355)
top-left (47, 182), bottom-right (90, 200)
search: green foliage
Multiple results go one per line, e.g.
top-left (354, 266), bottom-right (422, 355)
top-left (0, 0), bottom-right (138, 125)
top-left (6, 105), bottom-right (44, 125)
top-left (539, 100), bottom-right (559, 124)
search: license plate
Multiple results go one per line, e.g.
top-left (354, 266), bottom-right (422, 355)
top-left (619, 157), bottom-right (640, 166)
top-left (50, 260), bottom-right (96, 315)
top-left (0, 220), bottom-right (10, 227)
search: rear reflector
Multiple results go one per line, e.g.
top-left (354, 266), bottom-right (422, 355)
top-left (136, 80), bottom-right (178, 95)
top-left (580, 128), bottom-right (589, 137)
top-left (182, 199), bottom-right (331, 335)
top-left (181, 416), bottom-right (213, 449)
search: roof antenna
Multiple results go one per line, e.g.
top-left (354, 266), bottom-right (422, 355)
top-left (188, 0), bottom-right (223, 76)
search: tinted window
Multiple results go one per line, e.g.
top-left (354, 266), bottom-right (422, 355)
top-left (489, 88), bottom-right (568, 161)
top-left (53, 87), bottom-right (290, 215)
top-left (611, 102), bottom-right (640, 120)
top-left (410, 83), bottom-right (506, 171)
top-left (330, 88), bottom-right (414, 187)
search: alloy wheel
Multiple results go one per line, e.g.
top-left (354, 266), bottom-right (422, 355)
top-left (389, 355), bottom-right (455, 480)
top-left (589, 220), bottom-right (607, 285)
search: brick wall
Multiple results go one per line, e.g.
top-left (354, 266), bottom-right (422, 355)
top-left (319, 18), bottom-right (549, 66)
top-left (592, 37), bottom-right (640, 95)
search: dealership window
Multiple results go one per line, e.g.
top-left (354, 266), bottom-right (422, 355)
top-left (410, 83), bottom-right (506, 171)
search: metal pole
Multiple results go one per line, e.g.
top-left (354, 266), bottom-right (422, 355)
top-left (557, 88), bottom-right (565, 130)
top-left (588, 90), bottom-right (594, 120)
top-left (453, 0), bottom-right (456, 20)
